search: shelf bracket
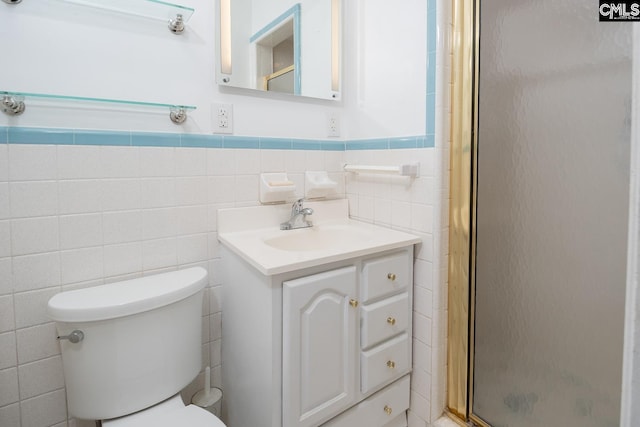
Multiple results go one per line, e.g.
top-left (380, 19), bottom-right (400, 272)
top-left (1, 95), bottom-right (25, 116)
top-left (169, 107), bottom-right (187, 124)
top-left (168, 14), bottom-right (185, 34)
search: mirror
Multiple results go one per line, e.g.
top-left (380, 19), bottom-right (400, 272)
top-left (217, 0), bottom-right (342, 100)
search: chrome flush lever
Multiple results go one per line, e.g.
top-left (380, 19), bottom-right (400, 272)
top-left (57, 330), bottom-right (84, 344)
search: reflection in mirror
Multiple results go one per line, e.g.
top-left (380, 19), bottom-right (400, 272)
top-left (217, 0), bottom-right (341, 100)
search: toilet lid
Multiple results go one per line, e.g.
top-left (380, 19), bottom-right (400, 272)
top-left (103, 395), bottom-right (225, 427)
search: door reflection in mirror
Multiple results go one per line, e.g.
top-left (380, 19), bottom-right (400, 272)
top-left (217, 0), bottom-right (341, 100)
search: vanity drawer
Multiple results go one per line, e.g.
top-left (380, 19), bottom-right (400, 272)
top-left (361, 333), bottom-right (410, 394)
top-left (362, 252), bottom-right (410, 303)
top-left (361, 292), bottom-right (409, 349)
top-left (321, 375), bottom-right (410, 427)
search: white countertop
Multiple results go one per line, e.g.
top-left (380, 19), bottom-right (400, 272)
top-left (218, 199), bottom-right (421, 275)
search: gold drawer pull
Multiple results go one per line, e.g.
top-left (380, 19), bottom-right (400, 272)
top-left (349, 299), bottom-right (359, 308)
top-left (387, 273), bottom-right (396, 281)
top-left (384, 405), bottom-right (392, 415)
top-left (387, 317), bottom-right (396, 325)
top-left (387, 360), bottom-right (396, 369)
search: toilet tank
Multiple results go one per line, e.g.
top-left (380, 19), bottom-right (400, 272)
top-left (48, 267), bottom-right (207, 421)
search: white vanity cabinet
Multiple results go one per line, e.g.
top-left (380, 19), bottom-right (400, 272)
top-left (220, 245), bottom-right (414, 427)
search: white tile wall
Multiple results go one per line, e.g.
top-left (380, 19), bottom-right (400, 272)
top-left (0, 146), bottom-right (447, 424)
top-left (59, 214), bottom-right (103, 250)
top-left (60, 247), bottom-right (103, 284)
top-left (0, 222), bottom-right (10, 258)
top-left (57, 146), bottom-right (103, 180)
top-left (59, 180), bottom-right (102, 214)
top-left (19, 389), bottom-right (67, 427)
top-left (0, 258), bottom-right (13, 295)
top-left (0, 184), bottom-right (10, 220)
top-left (0, 402), bottom-right (20, 426)
top-left (0, 368), bottom-right (19, 407)
top-left (8, 145), bottom-right (57, 181)
top-left (14, 288), bottom-right (60, 329)
top-left (12, 253), bottom-right (61, 292)
top-left (0, 145), bottom-right (8, 182)
top-left (0, 333), bottom-right (17, 370)
top-left (100, 146), bottom-right (140, 178)
top-left (11, 217), bottom-right (59, 256)
top-left (10, 181), bottom-right (58, 218)
top-left (0, 145), bottom-right (347, 426)
top-left (16, 323), bottom-right (59, 365)
top-left (0, 296), bottom-right (15, 333)
top-left (139, 148), bottom-right (173, 177)
top-left (17, 356), bottom-right (65, 400)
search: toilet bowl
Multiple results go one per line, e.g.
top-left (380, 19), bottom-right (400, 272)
top-left (103, 394), bottom-right (224, 427)
top-left (47, 267), bottom-right (226, 426)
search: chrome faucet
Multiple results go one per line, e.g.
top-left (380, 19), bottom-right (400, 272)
top-left (280, 198), bottom-right (314, 230)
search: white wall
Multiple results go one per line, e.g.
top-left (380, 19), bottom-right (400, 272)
top-left (0, 0), bottom-right (425, 140)
top-left (343, 0), bottom-right (427, 139)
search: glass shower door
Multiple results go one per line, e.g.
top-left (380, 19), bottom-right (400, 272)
top-left (471, 1), bottom-right (632, 426)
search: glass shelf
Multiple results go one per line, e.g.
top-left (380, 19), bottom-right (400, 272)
top-left (6, 0), bottom-right (195, 34)
top-left (1, 90), bottom-right (197, 124)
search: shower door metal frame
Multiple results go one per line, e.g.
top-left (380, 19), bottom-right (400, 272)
top-left (446, 0), bottom-right (489, 425)
top-left (449, 1), bottom-right (633, 426)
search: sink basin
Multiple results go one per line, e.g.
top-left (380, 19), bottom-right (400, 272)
top-left (263, 225), bottom-right (372, 251)
top-left (217, 199), bottom-right (421, 275)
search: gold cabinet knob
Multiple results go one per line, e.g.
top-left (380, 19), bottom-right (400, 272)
top-left (387, 317), bottom-right (396, 325)
top-left (387, 273), bottom-right (396, 281)
top-left (349, 299), bottom-right (359, 308)
top-left (384, 405), bottom-right (392, 415)
top-left (387, 360), bottom-right (396, 369)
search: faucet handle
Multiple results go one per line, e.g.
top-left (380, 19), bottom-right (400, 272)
top-left (292, 198), bottom-right (305, 213)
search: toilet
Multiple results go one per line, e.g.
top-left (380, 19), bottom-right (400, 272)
top-left (47, 267), bottom-right (225, 427)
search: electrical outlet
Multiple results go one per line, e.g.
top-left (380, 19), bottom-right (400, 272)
top-left (213, 103), bottom-right (233, 134)
top-left (327, 112), bottom-right (340, 137)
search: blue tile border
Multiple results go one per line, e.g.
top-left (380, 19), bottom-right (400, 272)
top-left (345, 136), bottom-right (424, 151)
top-left (292, 139), bottom-right (322, 150)
top-left (260, 137), bottom-right (292, 150)
top-left (181, 134), bottom-right (223, 148)
top-left (75, 129), bottom-right (130, 146)
top-left (8, 127), bottom-right (74, 145)
top-left (3, 127), bottom-right (434, 151)
top-left (346, 138), bottom-right (389, 151)
top-left (222, 136), bottom-right (260, 149)
top-left (389, 137), bottom-right (419, 149)
top-left (425, 0), bottom-right (437, 148)
top-left (321, 141), bottom-right (345, 151)
top-left (131, 131), bottom-right (180, 147)
top-left (425, 134), bottom-right (435, 149)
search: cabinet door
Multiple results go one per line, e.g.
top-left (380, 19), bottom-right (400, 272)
top-left (283, 266), bottom-right (358, 427)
